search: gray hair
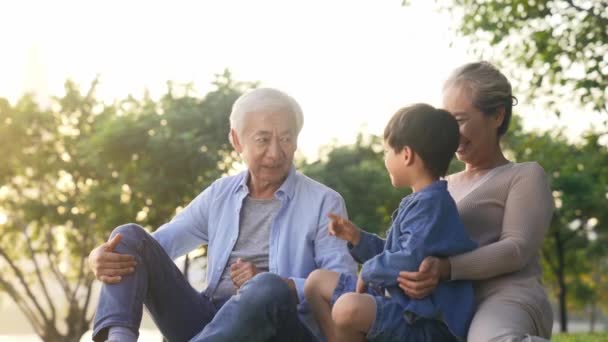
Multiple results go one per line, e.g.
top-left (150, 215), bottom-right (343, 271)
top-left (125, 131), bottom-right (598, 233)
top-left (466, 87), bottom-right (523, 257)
top-left (229, 88), bottom-right (304, 142)
top-left (443, 61), bottom-right (516, 136)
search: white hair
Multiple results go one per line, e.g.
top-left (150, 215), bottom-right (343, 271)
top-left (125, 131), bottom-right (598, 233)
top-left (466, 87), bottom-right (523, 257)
top-left (229, 88), bottom-right (304, 143)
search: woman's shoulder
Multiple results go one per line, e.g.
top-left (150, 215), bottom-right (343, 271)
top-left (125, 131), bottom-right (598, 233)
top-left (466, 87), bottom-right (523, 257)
top-left (509, 161), bottom-right (548, 179)
top-left (445, 169), bottom-right (465, 182)
top-left (445, 161), bottom-right (548, 188)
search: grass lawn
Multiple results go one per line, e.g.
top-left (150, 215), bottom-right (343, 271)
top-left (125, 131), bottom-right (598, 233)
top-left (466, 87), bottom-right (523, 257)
top-left (552, 333), bottom-right (608, 341)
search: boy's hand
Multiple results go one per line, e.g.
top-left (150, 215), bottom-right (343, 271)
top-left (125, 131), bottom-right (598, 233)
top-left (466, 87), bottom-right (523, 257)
top-left (356, 274), bottom-right (367, 293)
top-left (328, 213), bottom-right (361, 246)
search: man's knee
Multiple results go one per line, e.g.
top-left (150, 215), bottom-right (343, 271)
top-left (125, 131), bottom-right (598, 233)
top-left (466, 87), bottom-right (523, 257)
top-left (111, 223), bottom-right (147, 241)
top-left (240, 272), bottom-right (292, 308)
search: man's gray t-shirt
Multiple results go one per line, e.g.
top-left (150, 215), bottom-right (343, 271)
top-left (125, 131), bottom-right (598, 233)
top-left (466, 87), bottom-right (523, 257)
top-left (213, 196), bottom-right (281, 300)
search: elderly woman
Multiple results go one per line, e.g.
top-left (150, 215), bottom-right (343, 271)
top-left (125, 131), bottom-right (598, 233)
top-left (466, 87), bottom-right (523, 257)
top-left (398, 62), bottom-right (554, 341)
top-left (88, 88), bottom-right (356, 342)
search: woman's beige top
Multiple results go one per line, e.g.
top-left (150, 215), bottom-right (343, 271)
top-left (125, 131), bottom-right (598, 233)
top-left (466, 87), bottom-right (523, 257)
top-left (446, 162), bottom-right (553, 304)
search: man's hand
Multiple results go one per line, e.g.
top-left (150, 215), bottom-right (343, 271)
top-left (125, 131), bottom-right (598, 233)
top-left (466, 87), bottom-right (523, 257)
top-left (88, 234), bottom-right (136, 284)
top-left (328, 213), bottom-right (361, 246)
top-left (230, 258), bottom-right (259, 289)
top-left (397, 256), bottom-right (444, 299)
top-left (356, 274), bottom-right (367, 293)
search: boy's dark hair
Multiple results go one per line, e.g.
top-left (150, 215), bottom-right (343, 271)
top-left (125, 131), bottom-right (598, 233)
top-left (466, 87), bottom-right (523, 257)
top-left (383, 103), bottom-right (459, 179)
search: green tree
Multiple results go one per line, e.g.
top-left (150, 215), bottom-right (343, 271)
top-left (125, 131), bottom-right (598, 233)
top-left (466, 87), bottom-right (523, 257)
top-left (0, 83), bottom-right (105, 341)
top-left (502, 117), bottom-right (608, 332)
top-left (436, 0), bottom-right (608, 117)
top-left (0, 70), bottom-right (252, 341)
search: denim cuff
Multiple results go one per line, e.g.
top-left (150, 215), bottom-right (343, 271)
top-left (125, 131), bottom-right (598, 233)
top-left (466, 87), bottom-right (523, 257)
top-left (349, 231), bottom-right (382, 263)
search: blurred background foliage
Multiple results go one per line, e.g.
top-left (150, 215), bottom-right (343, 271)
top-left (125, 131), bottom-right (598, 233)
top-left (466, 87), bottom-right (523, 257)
top-left (1, 0), bottom-right (607, 339)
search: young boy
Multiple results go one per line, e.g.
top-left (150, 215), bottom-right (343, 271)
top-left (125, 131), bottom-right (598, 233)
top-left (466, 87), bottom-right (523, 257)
top-left (304, 104), bottom-right (477, 342)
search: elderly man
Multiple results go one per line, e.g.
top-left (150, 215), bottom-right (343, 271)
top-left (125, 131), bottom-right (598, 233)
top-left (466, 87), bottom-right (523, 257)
top-left (88, 88), bottom-right (357, 342)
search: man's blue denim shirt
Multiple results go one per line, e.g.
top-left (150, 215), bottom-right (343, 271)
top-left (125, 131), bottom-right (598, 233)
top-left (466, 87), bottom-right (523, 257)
top-left (152, 165), bottom-right (357, 339)
top-left (350, 180), bottom-right (477, 341)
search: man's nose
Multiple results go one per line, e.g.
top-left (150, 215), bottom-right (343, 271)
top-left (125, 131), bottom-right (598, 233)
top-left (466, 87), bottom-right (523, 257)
top-left (265, 138), bottom-right (283, 160)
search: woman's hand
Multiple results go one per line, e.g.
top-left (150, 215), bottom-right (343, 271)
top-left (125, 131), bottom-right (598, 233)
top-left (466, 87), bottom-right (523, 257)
top-left (327, 213), bottom-right (361, 246)
top-left (397, 256), bottom-right (448, 299)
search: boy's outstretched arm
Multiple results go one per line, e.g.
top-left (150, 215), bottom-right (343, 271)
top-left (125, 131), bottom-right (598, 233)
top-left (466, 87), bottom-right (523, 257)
top-left (328, 213), bottom-right (385, 263)
top-left (327, 213), bottom-right (361, 245)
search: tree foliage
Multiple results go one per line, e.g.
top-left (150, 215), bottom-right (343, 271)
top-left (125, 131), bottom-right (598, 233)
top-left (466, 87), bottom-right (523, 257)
top-left (439, 0), bottom-right (608, 117)
top-left (0, 70), bottom-right (252, 341)
top-left (503, 116), bottom-right (608, 332)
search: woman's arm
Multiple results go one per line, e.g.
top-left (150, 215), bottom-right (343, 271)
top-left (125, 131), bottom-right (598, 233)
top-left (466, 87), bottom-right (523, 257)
top-left (397, 256), bottom-right (449, 299)
top-left (449, 163), bottom-right (553, 280)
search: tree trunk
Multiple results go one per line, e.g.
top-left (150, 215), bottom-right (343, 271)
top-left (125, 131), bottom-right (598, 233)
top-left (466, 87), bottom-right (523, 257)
top-left (555, 231), bottom-right (568, 332)
top-left (589, 302), bottom-right (596, 332)
top-left (42, 328), bottom-right (86, 342)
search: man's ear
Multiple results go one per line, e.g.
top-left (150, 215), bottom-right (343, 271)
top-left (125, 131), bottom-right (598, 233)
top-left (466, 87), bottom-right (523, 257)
top-left (230, 129), bottom-right (243, 153)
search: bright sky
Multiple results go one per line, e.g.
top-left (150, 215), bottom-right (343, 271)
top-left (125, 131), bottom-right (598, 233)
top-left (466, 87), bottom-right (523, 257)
top-left (1, 0), bottom-right (604, 159)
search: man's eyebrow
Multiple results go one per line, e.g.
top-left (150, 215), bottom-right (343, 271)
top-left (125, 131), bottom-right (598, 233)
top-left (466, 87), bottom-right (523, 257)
top-left (252, 130), bottom-right (294, 136)
top-left (253, 131), bottom-right (272, 136)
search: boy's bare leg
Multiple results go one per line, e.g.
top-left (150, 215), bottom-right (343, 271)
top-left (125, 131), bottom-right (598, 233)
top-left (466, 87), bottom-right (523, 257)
top-left (304, 269), bottom-right (340, 342)
top-left (332, 293), bottom-right (376, 342)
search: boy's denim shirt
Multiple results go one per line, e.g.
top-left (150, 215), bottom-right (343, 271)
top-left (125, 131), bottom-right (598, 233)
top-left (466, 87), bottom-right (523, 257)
top-left (349, 180), bottom-right (477, 341)
top-left (152, 165), bottom-right (357, 340)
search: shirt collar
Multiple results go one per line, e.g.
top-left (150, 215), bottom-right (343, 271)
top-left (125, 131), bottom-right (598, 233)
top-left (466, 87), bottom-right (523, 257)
top-left (234, 164), bottom-right (297, 201)
top-left (399, 180), bottom-right (447, 207)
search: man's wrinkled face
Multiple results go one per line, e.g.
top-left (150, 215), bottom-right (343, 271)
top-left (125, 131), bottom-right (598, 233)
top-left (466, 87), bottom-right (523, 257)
top-left (233, 110), bottom-right (298, 187)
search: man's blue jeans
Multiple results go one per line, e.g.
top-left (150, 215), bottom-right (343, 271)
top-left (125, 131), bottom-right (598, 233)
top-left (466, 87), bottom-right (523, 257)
top-left (93, 224), bottom-right (315, 342)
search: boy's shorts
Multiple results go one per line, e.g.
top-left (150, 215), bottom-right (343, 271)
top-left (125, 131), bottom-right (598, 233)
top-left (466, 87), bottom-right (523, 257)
top-left (330, 273), bottom-right (458, 342)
